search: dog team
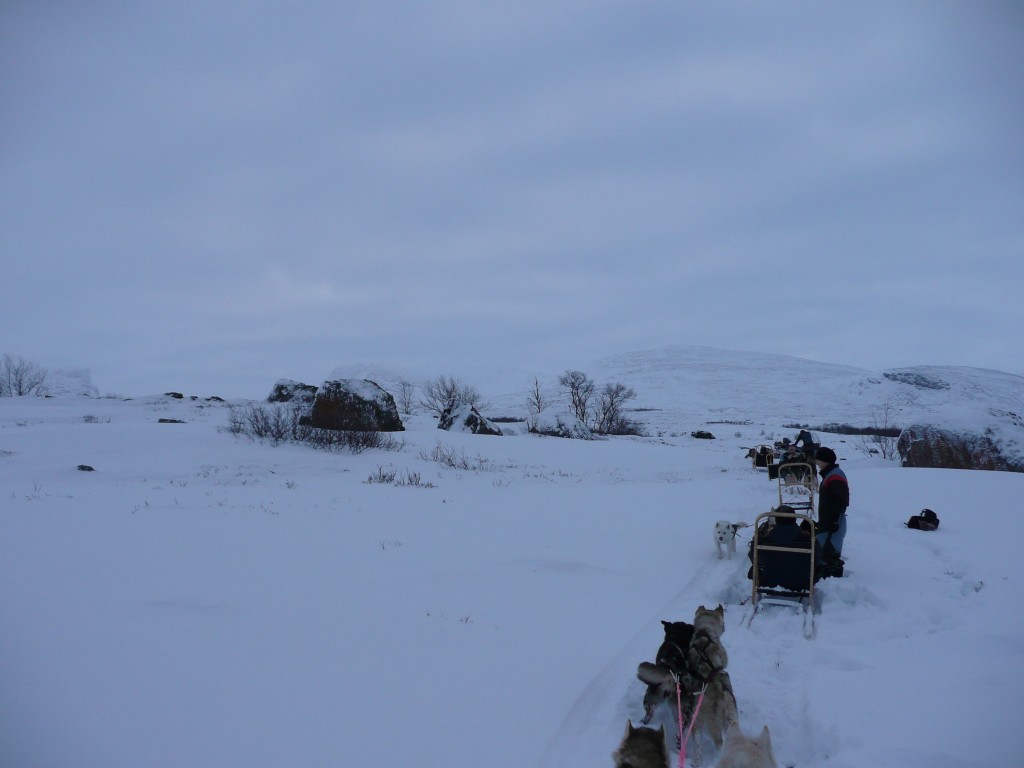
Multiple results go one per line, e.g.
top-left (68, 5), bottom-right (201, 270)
top-left (618, 604), bottom-right (777, 768)
top-left (614, 438), bottom-right (850, 766)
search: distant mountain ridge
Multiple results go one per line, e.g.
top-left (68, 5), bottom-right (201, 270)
top-left (333, 344), bottom-right (1021, 427)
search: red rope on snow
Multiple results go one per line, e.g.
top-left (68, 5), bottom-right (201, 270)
top-left (674, 675), bottom-right (708, 768)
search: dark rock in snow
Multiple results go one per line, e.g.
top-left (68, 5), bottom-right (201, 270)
top-left (164, 392), bottom-right (184, 399)
top-left (310, 379), bottom-right (404, 432)
top-left (158, 418), bottom-right (186, 424)
top-left (691, 430), bottom-right (716, 440)
top-left (438, 403), bottom-right (503, 435)
top-left (883, 371), bottom-right (951, 391)
top-left (77, 464), bottom-right (95, 472)
top-left (267, 379), bottom-right (318, 405)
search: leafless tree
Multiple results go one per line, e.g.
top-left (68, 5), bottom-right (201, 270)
top-left (526, 376), bottom-right (545, 415)
top-left (558, 369), bottom-right (594, 425)
top-left (418, 375), bottom-right (482, 417)
top-left (0, 354), bottom-right (48, 397)
top-left (857, 397), bottom-right (900, 460)
top-left (396, 378), bottom-right (417, 415)
top-left (592, 382), bottom-right (638, 435)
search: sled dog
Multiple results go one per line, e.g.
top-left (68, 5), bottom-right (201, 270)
top-left (684, 604), bottom-right (736, 749)
top-left (715, 722), bottom-right (778, 768)
top-left (715, 521), bottom-right (747, 559)
top-left (688, 605), bottom-right (728, 681)
top-left (613, 720), bottom-right (670, 768)
top-left (636, 620), bottom-right (694, 722)
top-left (638, 662), bottom-right (738, 751)
top-left (689, 670), bottom-right (739, 750)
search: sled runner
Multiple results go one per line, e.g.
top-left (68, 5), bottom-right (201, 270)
top-left (747, 509), bottom-right (819, 638)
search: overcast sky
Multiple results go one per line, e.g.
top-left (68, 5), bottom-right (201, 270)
top-left (2, 2), bottom-right (1022, 398)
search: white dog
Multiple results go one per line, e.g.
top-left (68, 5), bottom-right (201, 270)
top-left (715, 722), bottom-right (777, 768)
top-left (714, 521), bottom-right (748, 559)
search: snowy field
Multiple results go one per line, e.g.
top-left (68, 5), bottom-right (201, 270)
top-left (2, 390), bottom-right (1022, 768)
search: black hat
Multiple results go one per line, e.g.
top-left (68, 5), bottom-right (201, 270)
top-left (815, 446), bottom-right (837, 464)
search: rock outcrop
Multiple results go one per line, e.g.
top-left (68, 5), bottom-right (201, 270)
top-left (267, 379), bottom-right (318, 406)
top-left (898, 424), bottom-right (1023, 472)
top-left (310, 379), bottom-right (404, 432)
top-left (529, 408), bottom-right (593, 439)
top-left (438, 403), bottom-right (502, 435)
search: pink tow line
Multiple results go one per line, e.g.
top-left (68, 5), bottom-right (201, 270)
top-left (674, 675), bottom-right (708, 768)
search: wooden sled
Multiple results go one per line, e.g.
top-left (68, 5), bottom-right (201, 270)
top-left (776, 462), bottom-right (816, 520)
top-left (747, 509), bottom-right (819, 638)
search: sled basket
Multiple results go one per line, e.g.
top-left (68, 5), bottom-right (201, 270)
top-left (752, 444), bottom-right (775, 469)
top-left (775, 462), bottom-right (816, 519)
top-left (750, 509), bottom-right (818, 609)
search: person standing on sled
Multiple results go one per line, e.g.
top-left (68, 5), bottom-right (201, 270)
top-left (813, 446), bottom-right (849, 558)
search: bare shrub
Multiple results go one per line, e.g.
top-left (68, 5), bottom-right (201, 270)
top-left (558, 369), bottom-right (594, 424)
top-left (304, 428), bottom-right (404, 454)
top-left (366, 465), bottom-right (435, 487)
top-left (857, 398), bottom-right (901, 460)
top-left (395, 470), bottom-right (434, 488)
top-left (396, 378), bottom-right (417, 415)
top-left (526, 376), bottom-right (545, 415)
top-left (224, 403), bottom-right (404, 454)
top-left (418, 441), bottom-right (492, 471)
top-left (224, 402), bottom-right (303, 446)
top-left (592, 382), bottom-right (638, 435)
top-left (366, 465), bottom-right (398, 484)
top-left (0, 354), bottom-right (48, 397)
top-left (419, 375), bottom-right (482, 417)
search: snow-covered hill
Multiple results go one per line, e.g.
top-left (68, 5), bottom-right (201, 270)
top-left (332, 345), bottom-right (1024, 467)
top-left (2, 365), bottom-right (1022, 767)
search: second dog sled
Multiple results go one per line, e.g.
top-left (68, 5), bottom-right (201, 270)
top-left (745, 509), bottom-right (819, 638)
top-left (750, 444), bottom-right (775, 470)
top-left (775, 462), bottom-right (816, 519)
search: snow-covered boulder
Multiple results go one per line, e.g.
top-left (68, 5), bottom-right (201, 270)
top-left (438, 403), bottom-right (502, 435)
top-left (310, 379), bottom-right (404, 432)
top-left (529, 408), bottom-right (593, 439)
top-left (267, 379), bottom-right (318, 406)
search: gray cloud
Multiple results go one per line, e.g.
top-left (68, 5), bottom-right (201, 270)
top-left (2, 1), bottom-right (1021, 397)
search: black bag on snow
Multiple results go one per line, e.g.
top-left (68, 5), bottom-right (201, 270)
top-left (906, 508), bottom-right (940, 531)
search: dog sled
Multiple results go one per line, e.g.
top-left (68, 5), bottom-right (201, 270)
top-left (745, 509), bottom-right (819, 638)
top-left (775, 462), bottom-right (816, 519)
top-left (749, 445), bottom-right (775, 470)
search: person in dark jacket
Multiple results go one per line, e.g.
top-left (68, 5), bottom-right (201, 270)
top-left (794, 430), bottom-right (817, 461)
top-left (747, 506), bottom-right (820, 588)
top-left (814, 446), bottom-right (849, 557)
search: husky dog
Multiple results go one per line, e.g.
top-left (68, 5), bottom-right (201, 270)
top-left (714, 521), bottom-right (747, 559)
top-left (688, 605), bottom-right (728, 682)
top-left (636, 620), bottom-right (694, 723)
top-left (715, 723), bottom-right (778, 768)
top-left (613, 721), bottom-right (670, 768)
top-left (639, 665), bottom-right (738, 752)
top-left (689, 670), bottom-right (739, 750)
top-left (683, 605), bottom-right (736, 750)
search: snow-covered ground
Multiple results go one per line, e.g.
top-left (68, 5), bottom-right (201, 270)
top-left (2, 366), bottom-right (1022, 767)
